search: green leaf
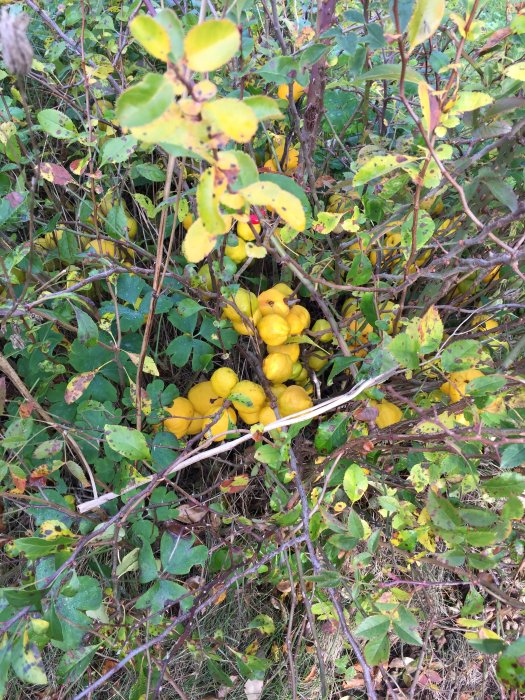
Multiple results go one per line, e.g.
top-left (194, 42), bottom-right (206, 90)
top-left (73, 306), bottom-right (99, 347)
top-left (360, 292), bottom-right (378, 329)
top-left (104, 424), bottom-right (151, 461)
top-left (500, 444), bottom-right (525, 470)
top-left (160, 532), bottom-right (208, 574)
top-left (460, 588), bottom-right (484, 617)
top-left (356, 64), bottom-right (424, 85)
top-left (243, 96), bottom-right (283, 121)
top-left (347, 509), bottom-right (365, 539)
top-left (388, 333), bottom-right (420, 370)
top-left (365, 634), bottom-right (390, 664)
top-left (139, 540), bottom-right (158, 584)
top-left (3, 417), bottom-right (34, 449)
top-left (57, 645), bottom-right (99, 684)
top-left (12, 629), bottom-right (47, 685)
top-left (156, 8), bottom-right (184, 61)
top-left (466, 374), bottom-right (506, 396)
top-left (304, 570), bottom-right (342, 588)
top-left (184, 19), bottom-right (240, 72)
top-left (116, 73), bottom-right (174, 129)
top-left (32, 439), bottom-right (63, 460)
top-left (467, 638), bottom-right (506, 654)
top-left (502, 496), bottom-right (524, 521)
top-left (441, 340), bottom-right (483, 372)
top-left (135, 579), bottom-right (191, 614)
top-left (459, 507), bottom-right (497, 528)
top-left (427, 491), bottom-right (462, 530)
top-left (100, 135), bottom-right (138, 166)
top-left (393, 606), bottom-right (423, 646)
top-left (0, 634), bottom-right (11, 699)
top-left (348, 252), bottom-right (373, 285)
top-left (353, 154), bottom-right (415, 187)
top-left (407, 0), bottom-right (445, 53)
top-left (37, 109), bottom-right (77, 139)
top-left (166, 335), bottom-right (193, 368)
top-left (314, 413), bottom-right (349, 454)
top-left (354, 614), bottom-right (390, 640)
top-left (400, 211), bottom-right (435, 256)
top-left (343, 464), bottom-right (369, 503)
top-left (248, 614), bottom-right (275, 635)
top-left (484, 472), bottom-right (525, 497)
top-left (326, 356), bottom-right (361, 386)
top-left (197, 167), bottom-right (226, 231)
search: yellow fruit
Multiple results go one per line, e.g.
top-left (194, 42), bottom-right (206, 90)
top-left (473, 315), bottom-right (498, 332)
top-left (125, 215), bottom-right (138, 241)
top-left (312, 319), bottom-right (333, 343)
top-left (278, 385), bottom-right (313, 417)
top-left (258, 288), bottom-right (289, 318)
top-left (287, 305), bottom-right (310, 335)
top-left (342, 298), bottom-right (357, 316)
top-left (270, 384), bottom-right (287, 399)
top-left (290, 361), bottom-right (303, 380)
top-left (263, 353), bottom-right (293, 383)
top-left (257, 314), bottom-right (291, 345)
top-left (238, 409), bottom-right (261, 425)
top-left (259, 406), bottom-right (279, 428)
top-left (346, 318), bottom-right (373, 343)
top-left (225, 236), bottom-right (247, 264)
top-left (369, 400), bottom-right (403, 429)
top-left (182, 212), bottom-right (194, 231)
top-left (85, 240), bottom-right (119, 259)
top-left (308, 351), bottom-right (329, 371)
top-left (440, 369), bottom-right (483, 403)
top-left (231, 380), bottom-right (266, 412)
top-left (273, 283), bottom-right (293, 297)
top-left (164, 397), bottom-right (194, 438)
top-left (265, 148), bottom-right (299, 173)
top-left (277, 81), bottom-right (305, 102)
top-left (295, 367), bottom-right (309, 384)
top-left (203, 406), bottom-right (237, 442)
top-left (264, 158), bottom-right (278, 172)
top-left (211, 367), bottom-right (239, 398)
top-left (237, 221), bottom-right (261, 241)
top-left (232, 309), bottom-right (262, 336)
top-left (187, 381), bottom-right (222, 416)
top-left (267, 342), bottom-right (300, 363)
top-left (99, 190), bottom-right (115, 217)
top-left (186, 412), bottom-right (204, 435)
top-left (223, 289), bottom-right (259, 323)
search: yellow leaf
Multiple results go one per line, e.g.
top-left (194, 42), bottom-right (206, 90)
top-left (407, 0), bottom-right (445, 54)
top-left (182, 217), bottom-right (219, 263)
top-left (239, 181), bottom-right (306, 231)
top-left (201, 98), bottom-right (258, 144)
top-left (505, 62), bottom-right (525, 81)
top-left (245, 242), bottom-right (267, 259)
top-left (130, 15), bottom-right (171, 62)
top-left (40, 520), bottom-right (75, 540)
top-left (184, 19), bottom-right (240, 72)
top-left (449, 92), bottom-right (494, 114)
top-left (457, 618), bottom-right (485, 628)
top-left (197, 167), bottom-right (226, 232)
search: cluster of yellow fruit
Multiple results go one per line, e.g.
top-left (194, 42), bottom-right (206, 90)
top-left (163, 366), bottom-right (313, 443)
top-left (440, 368), bottom-right (483, 403)
top-left (263, 133), bottom-right (299, 175)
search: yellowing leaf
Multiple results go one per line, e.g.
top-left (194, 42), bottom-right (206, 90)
top-left (184, 19), bottom-right (240, 72)
top-left (418, 81), bottom-right (441, 136)
top-left (245, 242), bottom-right (267, 258)
top-left (130, 15), bottom-right (171, 61)
top-left (353, 154), bottom-right (415, 187)
top-left (40, 520), bottom-right (75, 540)
top-left (125, 352), bottom-right (159, 376)
top-left (201, 98), bottom-right (258, 144)
top-left (407, 0), bottom-right (445, 53)
top-left (418, 305), bottom-right (443, 354)
top-left (197, 167), bottom-right (226, 232)
top-left (64, 370), bottom-right (98, 404)
top-left (239, 181), bottom-right (306, 231)
top-left (505, 62), bottom-right (525, 81)
top-left (457, 618), bottom-right (485, 628)
top-left (450, 91), bottom-right (494, 114)
top-left (182, 217), bottom-right (219, 262)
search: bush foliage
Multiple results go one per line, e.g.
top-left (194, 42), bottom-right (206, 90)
top-left (0, 0), bottom-right (524, 697)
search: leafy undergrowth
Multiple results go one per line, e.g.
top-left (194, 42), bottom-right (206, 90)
top-left (0, 0), bottom-right (524, 698)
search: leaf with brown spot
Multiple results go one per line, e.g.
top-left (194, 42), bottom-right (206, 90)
top-left (70, 157), bottom-right (90, 175)
top-left (175, 504), bottom-right (207, 523)
top-left (354, 404), bottom-right (379, 422)
top-left (418, 305), bottom-right (444, 354)
top-left (64, 370), bottom-right (98, 404)
top-left (220, 474), bottom-right (250, 494)
top-left (39, 162), bottom-right (74, 186)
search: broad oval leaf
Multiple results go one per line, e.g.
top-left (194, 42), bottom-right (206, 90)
top-left (353, 154), bottom-right (415, 187)
top-left (197, 167), bottom-right (226, 231)
top-left (407, 0), bottom-right (445, 53)
top-left (243, 95), bottom-right (284, 121)
top-left (343, 464), bottom-right (369, 503)
top-left (104, 424), bottom-right (151, 460)
top-left (182, 217), bottom-right (219, 263)
top-left (116, 73), bottom-right (174, 129)
top-left (184, 19), bottom-right (240, 72)
top-left (239, 181), bottom-right (306, 231)
top-left (130, 14), bottom-right (171, 61)
top-left (202, 98), bottom-right (258, 144)
top-left (356, 64), bottom-right (424, 85)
